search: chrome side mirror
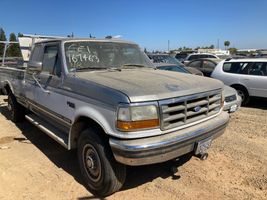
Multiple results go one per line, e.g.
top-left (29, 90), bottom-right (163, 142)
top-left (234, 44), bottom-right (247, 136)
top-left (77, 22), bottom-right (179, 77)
top-left (27, 61), bottom-right (42, 74)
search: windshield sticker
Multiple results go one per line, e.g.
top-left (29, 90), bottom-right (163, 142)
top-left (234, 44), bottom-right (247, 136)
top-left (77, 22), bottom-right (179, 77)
top-left (67, 44), bottom-right (100, 68)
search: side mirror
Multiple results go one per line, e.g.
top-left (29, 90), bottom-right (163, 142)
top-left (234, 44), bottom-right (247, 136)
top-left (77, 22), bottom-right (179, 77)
top-left (27, 61), bottom-right (42, 74)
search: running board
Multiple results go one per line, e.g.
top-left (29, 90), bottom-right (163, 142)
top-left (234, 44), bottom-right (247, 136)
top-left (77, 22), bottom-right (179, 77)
top-left (25, 114), bottom-right (68, 149)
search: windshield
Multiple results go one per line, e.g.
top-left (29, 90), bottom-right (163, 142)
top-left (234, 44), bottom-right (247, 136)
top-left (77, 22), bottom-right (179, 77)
top-left (64, 41), bottom-right (154, 71)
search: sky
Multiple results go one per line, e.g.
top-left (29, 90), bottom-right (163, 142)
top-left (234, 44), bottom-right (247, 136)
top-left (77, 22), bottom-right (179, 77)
top-left (1, 0), bottom-right (267, 51)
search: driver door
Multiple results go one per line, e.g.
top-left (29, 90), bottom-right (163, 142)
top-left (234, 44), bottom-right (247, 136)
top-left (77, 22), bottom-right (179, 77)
top-left (33, 43), bottom-right (73, 130)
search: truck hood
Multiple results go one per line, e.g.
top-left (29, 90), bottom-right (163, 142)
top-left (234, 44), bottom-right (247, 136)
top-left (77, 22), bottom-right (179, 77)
top-left (76, 69), bottom-right (223, 102)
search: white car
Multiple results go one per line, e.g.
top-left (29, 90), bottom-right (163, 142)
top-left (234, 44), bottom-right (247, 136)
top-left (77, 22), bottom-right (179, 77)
top-left (211, 58), bottom-right (267, 105)
top-left (183, 53), bottom-right (219, 65)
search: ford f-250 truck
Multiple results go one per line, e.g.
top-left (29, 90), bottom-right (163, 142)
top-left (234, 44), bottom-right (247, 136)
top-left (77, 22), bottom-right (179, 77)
top-left (0, 35), bottom-right (229, 196)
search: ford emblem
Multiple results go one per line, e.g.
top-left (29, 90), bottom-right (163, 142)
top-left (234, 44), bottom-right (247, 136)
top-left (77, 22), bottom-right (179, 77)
top-left (193, 106), bottom-right (201, 112)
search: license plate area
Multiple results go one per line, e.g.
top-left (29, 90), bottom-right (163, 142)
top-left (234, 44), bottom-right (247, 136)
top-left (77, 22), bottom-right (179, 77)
top-left (195, 137), bottom-right (212, 155)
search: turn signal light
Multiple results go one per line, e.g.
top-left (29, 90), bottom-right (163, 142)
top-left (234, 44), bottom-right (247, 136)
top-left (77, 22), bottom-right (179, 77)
top-left (117, 119), bottom-right (159, 131)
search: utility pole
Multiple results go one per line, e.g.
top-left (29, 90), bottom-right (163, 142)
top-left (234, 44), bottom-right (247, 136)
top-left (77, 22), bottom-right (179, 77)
top-left (217, 38), bottom-right (220, 49)
top-left (168, 40), bottom-right (170, 52)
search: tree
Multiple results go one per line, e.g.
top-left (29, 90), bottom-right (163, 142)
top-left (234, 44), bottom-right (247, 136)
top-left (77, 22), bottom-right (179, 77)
top-left (67, 32), bottom-right (74, 38)
top-left (228, 48), bottom-right (237, 55)
top-left (0, 28), bottom-right (7, 56)
top-left (18, 32), bottom-right (23, 37)
top-left (224, 41), bottom-right (230, 50)
top-left (144, 48), bottom-right (147, 53)
top-left (7, 33), bottom-right (21, 57)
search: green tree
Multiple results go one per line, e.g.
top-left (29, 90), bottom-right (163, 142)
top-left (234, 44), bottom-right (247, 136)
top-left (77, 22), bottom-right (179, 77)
top-left (0, 28), bottom-right (7, 56)
top-left (18, 32), bottom-right (23, 37)
top-left (228, 48), bottom-right (237, 55)
top-left (224, 41), bottom-right (230, 50)
top-left (7, 33), bottom-right (21, 57)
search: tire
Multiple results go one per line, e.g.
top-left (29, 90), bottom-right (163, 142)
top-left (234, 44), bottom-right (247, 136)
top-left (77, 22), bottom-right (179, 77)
top-left (233, 86), bottom-right (250, 106)
top-left (7, 93), bottom-right (25, 122)
top-left (77, 127), bottom-right (126, 197)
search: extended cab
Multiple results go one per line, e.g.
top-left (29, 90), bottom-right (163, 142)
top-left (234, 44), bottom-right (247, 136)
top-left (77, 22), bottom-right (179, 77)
top-left (0, 36), bottom-right (229, 196)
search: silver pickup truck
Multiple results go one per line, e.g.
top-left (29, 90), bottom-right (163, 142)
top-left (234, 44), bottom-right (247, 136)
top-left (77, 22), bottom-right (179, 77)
top-left (0, 36), bottom-right (229, 196)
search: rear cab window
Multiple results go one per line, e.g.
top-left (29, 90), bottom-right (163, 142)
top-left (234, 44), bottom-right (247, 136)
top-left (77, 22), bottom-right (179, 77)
top-left (30, 45), bottom-right (43, 62)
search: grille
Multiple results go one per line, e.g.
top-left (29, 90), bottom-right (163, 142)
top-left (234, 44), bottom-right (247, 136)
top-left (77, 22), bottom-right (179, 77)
top-left (160, 90), bottom-right (222, 130)
top-left (225, 94), bottom-right (237, 103)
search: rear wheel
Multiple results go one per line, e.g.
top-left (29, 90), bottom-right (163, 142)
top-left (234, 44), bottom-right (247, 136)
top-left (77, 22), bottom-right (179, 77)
top-left (7, 93), bottom-right (25, 122)
top-left (77, 128), bottom-right (126, 197)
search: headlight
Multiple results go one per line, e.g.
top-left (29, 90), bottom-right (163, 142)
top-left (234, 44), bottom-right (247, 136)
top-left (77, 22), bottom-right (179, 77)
top-left (117, 105), bottom-right (159, 131)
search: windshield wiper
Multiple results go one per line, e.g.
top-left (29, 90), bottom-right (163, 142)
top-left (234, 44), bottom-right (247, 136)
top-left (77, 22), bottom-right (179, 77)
top-left (75, 67), bottom-right (108, 71)
top-left (71, 67), bottom-right (122, 72)
top-left (121, 64), bottom-right (148, 68)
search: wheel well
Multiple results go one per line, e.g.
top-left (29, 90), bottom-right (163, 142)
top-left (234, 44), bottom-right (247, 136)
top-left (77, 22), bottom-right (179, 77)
top-left (69, 116), bottom-right (107, 149)
top-left (230, 84), bottom-right (249, 95)
top-left (3, 84), bottom-right (12, 95)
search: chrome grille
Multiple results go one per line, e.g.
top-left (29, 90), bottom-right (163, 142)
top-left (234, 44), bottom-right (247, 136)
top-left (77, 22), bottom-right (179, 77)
top-left (160, 90), bottom-right (222, 130)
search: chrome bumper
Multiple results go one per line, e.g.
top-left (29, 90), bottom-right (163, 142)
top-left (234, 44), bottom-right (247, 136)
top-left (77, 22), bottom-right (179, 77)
top-left (109, 111), bottom-right (229, 166)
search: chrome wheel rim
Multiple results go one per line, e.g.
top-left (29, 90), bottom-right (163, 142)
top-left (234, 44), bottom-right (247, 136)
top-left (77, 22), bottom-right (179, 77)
top-left (82, 144), bottom-right (101, 182)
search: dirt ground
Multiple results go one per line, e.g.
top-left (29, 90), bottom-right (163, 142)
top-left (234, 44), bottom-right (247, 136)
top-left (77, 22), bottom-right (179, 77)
top-left (0, 96), bottom-right (266, 200)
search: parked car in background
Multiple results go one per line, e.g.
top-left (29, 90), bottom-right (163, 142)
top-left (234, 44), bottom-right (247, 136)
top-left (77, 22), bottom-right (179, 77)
top-left (223, 85), bottom-right (242, 113)
top-left (186, 58), bottom-right (222, 77)
top-left (183, 53), bottom-right (220, 65)
top-left (211, 58), bottom-right (267, 105)
top-left (175, 52), bottom-right (189, 62)
top-left (155, 63), bottom-right (241, 113)
top-left (154, 63), bottom-right (191, 74)
top-left (147, 54), bottom-right (203, 76)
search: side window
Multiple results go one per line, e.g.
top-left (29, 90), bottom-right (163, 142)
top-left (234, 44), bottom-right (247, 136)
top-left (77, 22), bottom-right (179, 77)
top-left (189, 60), bottom-right (202, 68)
top-left (203, 61), bottom-right (216, 70)
top-left (208, 55), bottom-right (216, 59)
top-left (200, 55), bottom-right (207, 59)
top-left (31, 45), bottom-right (43, 62)
top-left (248, 62), bottom-right (267, 76)
top-left (262, 63), bottom-right (267, 76)
top-left (42, 45), bottom-right (61, 76)
top-left (188, 55), bottom-right (197, 60)
top-left (223, 62), bottom-right (250, 74)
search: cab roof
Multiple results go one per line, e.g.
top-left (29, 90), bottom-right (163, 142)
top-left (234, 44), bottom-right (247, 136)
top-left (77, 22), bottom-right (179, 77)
top-left (35, 38), bottom-right (137, 45)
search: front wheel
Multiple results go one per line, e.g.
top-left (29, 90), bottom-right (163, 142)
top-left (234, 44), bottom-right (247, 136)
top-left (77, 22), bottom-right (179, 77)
top-left (77, 128), bottom-right (126, 197)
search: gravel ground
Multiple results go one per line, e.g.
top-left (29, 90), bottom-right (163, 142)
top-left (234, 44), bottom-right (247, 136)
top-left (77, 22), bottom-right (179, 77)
top-left (0, 96), bottom-right (266, 200)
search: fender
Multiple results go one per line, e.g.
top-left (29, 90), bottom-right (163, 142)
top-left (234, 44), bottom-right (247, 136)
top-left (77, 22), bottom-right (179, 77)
top-left (68, 105), bottom-right (116, 149)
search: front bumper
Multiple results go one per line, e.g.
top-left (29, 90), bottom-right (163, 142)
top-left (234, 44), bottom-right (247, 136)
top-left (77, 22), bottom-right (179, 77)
top-left (110, 111), bottom-right (229, 166)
